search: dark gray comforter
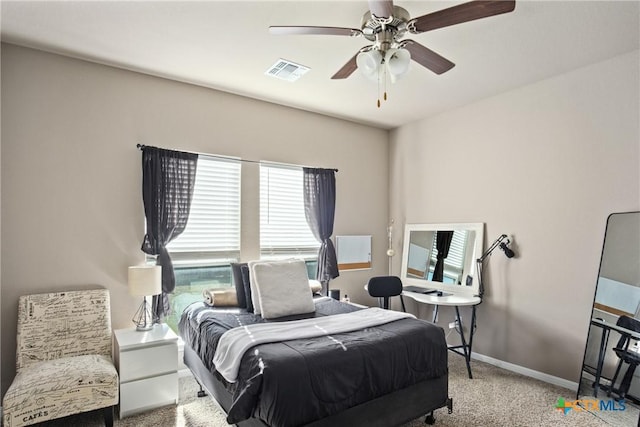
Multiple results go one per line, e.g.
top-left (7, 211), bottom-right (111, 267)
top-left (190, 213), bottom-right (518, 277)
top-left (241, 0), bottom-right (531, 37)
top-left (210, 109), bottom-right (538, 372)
top-left (179, 298), bottom-right (447, 427)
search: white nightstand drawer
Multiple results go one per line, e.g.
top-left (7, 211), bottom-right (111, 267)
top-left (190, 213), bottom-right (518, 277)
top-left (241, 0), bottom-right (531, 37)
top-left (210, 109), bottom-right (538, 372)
top-left (119, 342), bottom-right (177, 382)
top-left (119, 372), bottom-right (178, 418)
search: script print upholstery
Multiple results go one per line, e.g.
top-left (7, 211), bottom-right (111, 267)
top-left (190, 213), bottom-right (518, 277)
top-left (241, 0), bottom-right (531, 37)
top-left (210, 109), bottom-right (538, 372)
top-left (3, 289), bottom-right (119, 427)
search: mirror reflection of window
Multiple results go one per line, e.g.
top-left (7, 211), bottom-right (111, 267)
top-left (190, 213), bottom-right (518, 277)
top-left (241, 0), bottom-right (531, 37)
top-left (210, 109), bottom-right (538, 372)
top-left (427, 230), bottom-right (469, 284)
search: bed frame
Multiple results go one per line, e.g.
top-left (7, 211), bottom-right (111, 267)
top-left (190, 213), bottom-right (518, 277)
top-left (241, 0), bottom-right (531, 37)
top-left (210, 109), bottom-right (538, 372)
top-left (184, 345), bottom-right (453, 426)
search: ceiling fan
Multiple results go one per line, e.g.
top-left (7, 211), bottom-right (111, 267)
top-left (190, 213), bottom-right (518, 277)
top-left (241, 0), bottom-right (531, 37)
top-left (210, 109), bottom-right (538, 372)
top-left (269, 0), bottom-right (516, 81)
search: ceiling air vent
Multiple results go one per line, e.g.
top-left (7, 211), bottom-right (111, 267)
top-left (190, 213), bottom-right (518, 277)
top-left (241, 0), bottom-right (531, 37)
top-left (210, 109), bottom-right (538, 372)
top-left (265, 59), bottom-right (310, 82)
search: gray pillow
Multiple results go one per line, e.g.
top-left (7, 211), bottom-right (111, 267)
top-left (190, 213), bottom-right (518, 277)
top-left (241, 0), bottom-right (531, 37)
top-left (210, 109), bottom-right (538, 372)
top-left (240, 264), bottom-right (254, 313)
top-left (230, 262), bottom-right (248, 309)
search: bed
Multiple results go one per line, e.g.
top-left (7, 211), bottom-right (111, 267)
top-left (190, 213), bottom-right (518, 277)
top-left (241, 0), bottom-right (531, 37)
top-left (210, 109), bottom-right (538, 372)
top-left (178, 260), bottom-right (452, 427)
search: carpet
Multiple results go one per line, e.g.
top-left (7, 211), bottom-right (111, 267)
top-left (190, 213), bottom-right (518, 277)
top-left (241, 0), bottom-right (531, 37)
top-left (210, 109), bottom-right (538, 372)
top-left (34, 355), bottom-right (637, 426)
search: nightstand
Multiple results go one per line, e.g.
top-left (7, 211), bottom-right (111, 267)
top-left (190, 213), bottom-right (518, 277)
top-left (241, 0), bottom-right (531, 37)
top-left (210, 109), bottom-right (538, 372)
top-left (113, 323), bottom-right (179, 418)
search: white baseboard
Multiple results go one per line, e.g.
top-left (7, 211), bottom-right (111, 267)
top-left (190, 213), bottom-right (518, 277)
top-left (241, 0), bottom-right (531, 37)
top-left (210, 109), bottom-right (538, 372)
top-left (471, 352), bottom-right (579, 392)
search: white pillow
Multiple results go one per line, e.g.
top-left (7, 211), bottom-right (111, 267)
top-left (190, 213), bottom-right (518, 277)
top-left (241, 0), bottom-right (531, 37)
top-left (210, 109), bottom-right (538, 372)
top-left (248, 259), bottom-right (303, 315)
top-left (250, 259), bottom-right (315, 319)
top-left (248, 259), bottom-right (280, 315)
top-left (247, 261), bottom-right (263, 315)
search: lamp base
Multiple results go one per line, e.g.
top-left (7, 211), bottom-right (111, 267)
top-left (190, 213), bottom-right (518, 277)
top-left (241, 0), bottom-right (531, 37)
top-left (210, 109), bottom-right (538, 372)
top-left (132, 296), bottom-right (157, 331)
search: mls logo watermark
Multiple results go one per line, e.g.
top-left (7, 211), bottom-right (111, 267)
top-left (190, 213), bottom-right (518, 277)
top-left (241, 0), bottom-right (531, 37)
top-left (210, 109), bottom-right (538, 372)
top-left (555, 397), bottom-right (626, 415)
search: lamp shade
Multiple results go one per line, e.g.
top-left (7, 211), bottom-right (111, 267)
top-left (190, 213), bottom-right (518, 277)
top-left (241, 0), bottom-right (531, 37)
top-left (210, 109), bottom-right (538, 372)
top-left (128, 265), bottom-right (162, 296)
top-left (356, 50), bottom-right (383, 81)
top-left (385, 48), bottom-right (411, 82)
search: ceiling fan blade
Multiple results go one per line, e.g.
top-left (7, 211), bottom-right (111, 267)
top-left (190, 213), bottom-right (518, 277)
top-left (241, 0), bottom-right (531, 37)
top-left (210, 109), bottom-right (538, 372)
top-left (402, 40), bottom-right (455, 75)
top-left (331, 53), bottom-right (360, 79)
top-left (269, 26), bottom-right (362, 37)
top-left (409, 0), bottom-right (516, 33)
top-left (368, 0), bottom-right (394, 19)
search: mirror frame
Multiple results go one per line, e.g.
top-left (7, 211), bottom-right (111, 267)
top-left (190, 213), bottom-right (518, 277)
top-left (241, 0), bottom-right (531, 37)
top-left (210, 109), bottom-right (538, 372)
top-left (577, 211), bottom-right (640, 400)
top-left (400, 222), bottom-right (484, 297)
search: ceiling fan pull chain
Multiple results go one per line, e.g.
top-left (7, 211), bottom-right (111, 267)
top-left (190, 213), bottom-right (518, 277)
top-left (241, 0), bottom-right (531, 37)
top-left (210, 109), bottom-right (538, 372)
top-left (377, 68), bottom-right (381, 108)
top-left (384, 66), bottom-right (388, 101)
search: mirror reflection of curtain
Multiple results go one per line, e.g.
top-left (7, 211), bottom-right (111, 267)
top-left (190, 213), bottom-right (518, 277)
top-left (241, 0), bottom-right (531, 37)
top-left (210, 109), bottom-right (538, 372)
top-left (432, 231), bottom-right (454, 282)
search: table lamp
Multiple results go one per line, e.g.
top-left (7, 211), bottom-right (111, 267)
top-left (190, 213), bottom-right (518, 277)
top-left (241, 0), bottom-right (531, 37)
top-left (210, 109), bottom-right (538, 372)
top-left (128, 265), bottom-right (162, 331)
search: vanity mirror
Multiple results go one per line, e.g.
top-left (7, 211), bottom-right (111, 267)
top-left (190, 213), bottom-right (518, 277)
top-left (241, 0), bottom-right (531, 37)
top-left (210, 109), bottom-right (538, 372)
top-left (400, 223), bottom-right (484, 297)
top-left (578, 212), bottom-right (640, 408)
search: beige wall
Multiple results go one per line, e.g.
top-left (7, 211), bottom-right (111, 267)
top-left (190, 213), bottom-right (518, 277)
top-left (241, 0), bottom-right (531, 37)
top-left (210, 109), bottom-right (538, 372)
top-left (0, 43), bottom-right (389, 394)
top-left (389, 50), bottom-right (640, 382)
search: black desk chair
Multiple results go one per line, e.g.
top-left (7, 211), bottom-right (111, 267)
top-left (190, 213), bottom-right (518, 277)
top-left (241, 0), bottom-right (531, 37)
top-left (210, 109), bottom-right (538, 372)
top-left (607, 315), bottom-right (640, 401)
top-left (367, 276), bottom-right (405, 311)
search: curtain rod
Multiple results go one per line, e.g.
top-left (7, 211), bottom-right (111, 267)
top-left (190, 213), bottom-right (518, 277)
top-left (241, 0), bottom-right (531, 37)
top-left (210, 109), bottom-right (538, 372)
top-left (136, 144), bottom-right (338, 172)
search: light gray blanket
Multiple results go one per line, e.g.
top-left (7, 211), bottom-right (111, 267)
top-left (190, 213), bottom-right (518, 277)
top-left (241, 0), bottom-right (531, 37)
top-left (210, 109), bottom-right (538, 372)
top-left (213, 307), bottom-right (415, 383)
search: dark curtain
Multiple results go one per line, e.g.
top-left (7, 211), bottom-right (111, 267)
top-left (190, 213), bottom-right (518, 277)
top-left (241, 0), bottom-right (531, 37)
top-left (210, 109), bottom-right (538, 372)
top-left (303, 168), bottom-right (339, 295)
top-left (432, 231), bottom-right (454, 282)
top-left (141, 146), bottom-right (198, 320)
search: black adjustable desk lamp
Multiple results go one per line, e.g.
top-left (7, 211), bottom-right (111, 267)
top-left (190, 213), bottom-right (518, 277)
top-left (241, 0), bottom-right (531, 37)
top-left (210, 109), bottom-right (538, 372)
top-left (476, 234), bottom-right (515, 298)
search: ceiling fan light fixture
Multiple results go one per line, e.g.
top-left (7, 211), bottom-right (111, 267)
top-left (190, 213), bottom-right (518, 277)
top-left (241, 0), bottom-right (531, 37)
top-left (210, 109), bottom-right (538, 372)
top-left (385, 48), bottom-right (411, 82)
top-left (356, 50), bottom-right (383, 81)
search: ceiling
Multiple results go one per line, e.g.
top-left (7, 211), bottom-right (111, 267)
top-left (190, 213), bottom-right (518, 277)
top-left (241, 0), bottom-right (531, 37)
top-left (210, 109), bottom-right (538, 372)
top-left (1, 1), bottom-right (638, 130)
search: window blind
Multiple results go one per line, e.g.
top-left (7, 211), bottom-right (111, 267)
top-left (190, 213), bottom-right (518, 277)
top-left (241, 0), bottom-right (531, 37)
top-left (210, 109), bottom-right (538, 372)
top-left (166, 156), bottom-right (241, 264)
top-left (260, 163), bottom-right (320, 257)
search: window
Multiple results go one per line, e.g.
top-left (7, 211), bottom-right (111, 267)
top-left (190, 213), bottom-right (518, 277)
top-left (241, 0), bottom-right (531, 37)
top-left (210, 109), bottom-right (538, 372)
top-left (260, 163), bottom-right (320, 259)
top-left (166, 156), bottom-right (241, 266)
top-left (161, 157), bottom-right (321, 332)
top-left (164, 156), bottom-right (241, 331)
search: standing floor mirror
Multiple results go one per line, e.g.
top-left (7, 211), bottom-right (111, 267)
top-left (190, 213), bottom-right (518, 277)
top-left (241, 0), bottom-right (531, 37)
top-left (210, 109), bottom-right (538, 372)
top-left (578, 211), bottom-right (640, 424)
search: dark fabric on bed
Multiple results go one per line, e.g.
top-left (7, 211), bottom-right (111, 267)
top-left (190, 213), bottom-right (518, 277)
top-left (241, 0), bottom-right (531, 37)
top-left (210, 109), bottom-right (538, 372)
top-left (231, 262), bottom-right (248, 309)
top-left (179, 298), bottom-right (447, 427)
top-left (240, 264), bottom-right (254, 313)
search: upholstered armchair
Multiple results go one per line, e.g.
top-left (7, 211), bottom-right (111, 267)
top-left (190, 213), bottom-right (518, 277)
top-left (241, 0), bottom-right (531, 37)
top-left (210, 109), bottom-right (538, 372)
top-left (2, 289), bottom-right (119, 427)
